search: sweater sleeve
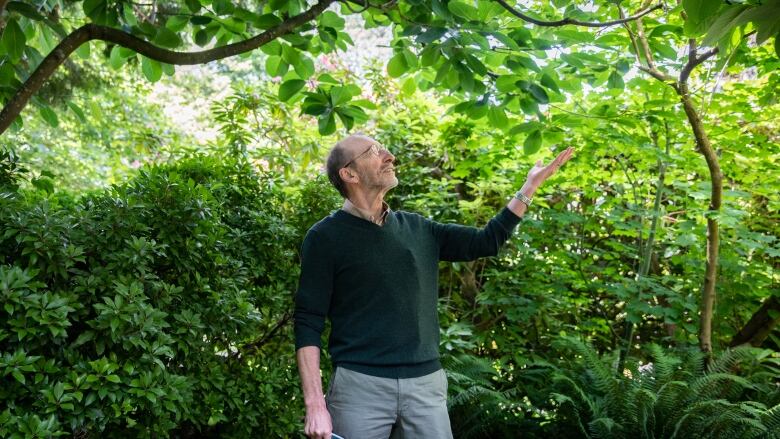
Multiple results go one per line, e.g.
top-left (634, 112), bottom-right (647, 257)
top-left (431, 207), bottom-right (521, 262)
top-left (293, 229), bottom-right (334, 350)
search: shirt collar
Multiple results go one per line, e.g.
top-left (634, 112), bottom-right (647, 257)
top-left (342, 199), bottom-right (390, 226)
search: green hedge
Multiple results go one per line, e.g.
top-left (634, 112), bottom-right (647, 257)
top-left (0, 152), bottom-right (339, 438)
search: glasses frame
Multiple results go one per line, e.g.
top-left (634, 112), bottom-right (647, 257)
top-left (341, 143), bottom-right (385, 169)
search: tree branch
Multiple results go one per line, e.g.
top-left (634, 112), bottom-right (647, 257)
top-left (729, 296), bottom-right (780, 347)
top-left (0, 0), bottom-right (337, 136)
top-left (492, 0), bottom-right (663, 28)
top-left (234, 312), bottom-right (293, 359)
top-left (637, 65), bottom-right (675, 84)
top-left (680, 47), bottom-right (719, 84)
top-left (634, 10), bottom-right (656, 70)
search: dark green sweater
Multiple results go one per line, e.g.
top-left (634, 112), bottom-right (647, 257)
top-left (294, 207), bottom-right (521, 378)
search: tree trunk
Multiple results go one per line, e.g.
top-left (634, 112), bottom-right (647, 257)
top-left (678, 85), bottom-right (722, 356)
top-left (729, 296), bottom-right (780, 347)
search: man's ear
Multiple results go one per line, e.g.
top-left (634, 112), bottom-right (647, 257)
top-left (339, 167), bottom-right (358, 184)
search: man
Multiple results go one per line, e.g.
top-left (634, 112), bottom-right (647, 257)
top-left (295, 133), bottom-right (573, 439)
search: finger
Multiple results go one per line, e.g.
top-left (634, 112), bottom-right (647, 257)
top-left (555, 147), bottom-right (571, 163)
top-left (556, 147), bottom-right (573, 165)
top-left (536, 159), bottom-right (543, 167)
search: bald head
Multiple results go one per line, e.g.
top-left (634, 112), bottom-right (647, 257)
top-left (326, 133), bottom-right (373, 198)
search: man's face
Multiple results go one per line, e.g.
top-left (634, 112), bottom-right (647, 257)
top-left (341, 136), bottom-right (398, 192)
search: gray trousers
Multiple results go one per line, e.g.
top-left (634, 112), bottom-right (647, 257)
top-left (325, 367), bottom-right (454, 439)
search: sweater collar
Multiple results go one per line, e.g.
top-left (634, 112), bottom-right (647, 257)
top-left (342, 199), bottom-right (390, 226)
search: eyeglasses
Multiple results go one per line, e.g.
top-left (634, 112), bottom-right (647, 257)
top-left (341, 143), bottom-right (388, 169)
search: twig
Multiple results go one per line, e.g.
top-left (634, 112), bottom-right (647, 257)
top-left (637, 65), bottom-right (675, 84)
top-left (235, 312), bottom-right (293, 358)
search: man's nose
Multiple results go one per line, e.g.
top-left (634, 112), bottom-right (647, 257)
top-left (383, 150), bottom-right (395, 163)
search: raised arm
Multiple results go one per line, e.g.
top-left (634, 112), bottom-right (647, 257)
top-left (508, 147), bottom-right (574, 218)
top-left (433, 147), bottom-right (574, 261)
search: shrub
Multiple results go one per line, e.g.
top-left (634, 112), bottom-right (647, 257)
top-left (0, 155), bottom-right (339, 437)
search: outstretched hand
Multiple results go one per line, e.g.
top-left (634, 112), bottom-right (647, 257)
top-left (525, 147), bottom-right (574, 191)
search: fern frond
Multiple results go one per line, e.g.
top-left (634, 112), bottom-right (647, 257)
top-left (647, 343), bottom-right (682, 388)
top-left (552, 373), bottom-right (597, 417)
top-left (689, 372), bottom-right (754, 401)
top-left (633, 387), bottom-right (656, 438)
top-left (656, 380), bottom-right (690, 436)
top-left (551, 392), bottom-right (592, 439)
top-left (706, 346), bottom-right (755, 375)
top-left (589, 416), bottom-right (619, 439)
top-left (760, 402), bottom-right (780, 433)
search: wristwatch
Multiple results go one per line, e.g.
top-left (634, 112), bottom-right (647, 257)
top-left (514, 190), bottom-right (533, 207)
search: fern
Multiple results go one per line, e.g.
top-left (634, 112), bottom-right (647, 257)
top-left (760, 403), bottom-right (780, 436)
top-left (544, 339), bottom-right (779, 439)
top-left (443, 354), bottom-right (528, 439)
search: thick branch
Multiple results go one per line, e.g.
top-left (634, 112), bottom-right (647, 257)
top-left (729, 296), bottom-right (780, 347)
top-left (0, 0), bottom-right (337, 136)
top-left (493, 0), bottom-right (663, 28)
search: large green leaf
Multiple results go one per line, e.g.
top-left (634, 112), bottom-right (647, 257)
top-left (702, 6), bottom-right (750, 47)
top-left (387, 53), bottom-right (408, 78)
top-left (330, 86), bottom-right (353, 107)
top-left (39, 105), bottom-right (59, 128)
top-left (607, 71), bottom-right (625, 90)
top-left (527, 83), bottom-right (549, 104)
top-left (154, 27), bottom-right (183, 48)
top-left (141, 56), bottom-right (162, 82)
top-left (448, 1), bottom-right (479, 21)
top-left (541, 73), bottom-right (560, 93)
top-left (185, 0), bottom-right (201, 12)
top-left (109, 46), bottom-right (125, 69)
top-left (265, 55), bottom-right (287, 77)
top-left (319, 11), bottom-right (345, 29)
top-left (1, 19), bottom-right (26, 63)
top-left (318, 111), bottom-right (336, 135)
top-left (67, 102), bottom-right (87, 122)
top-left (488, 107), bottom-right (509, 129)
top-left (83, 0), bottom-right (110, 24)
top-left (278, 79), bottom-right (305, 102)
top-left (7, 2), bottom-right (47, 21)
top-left (524, 130), bottom-right (543, 154)
top-left (682, 0), bottom-right (723, 36)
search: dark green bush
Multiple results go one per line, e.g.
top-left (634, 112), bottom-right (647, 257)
top-left (0, 154), bottom-right (339, 438)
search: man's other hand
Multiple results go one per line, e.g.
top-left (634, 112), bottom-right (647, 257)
top-left (304, 404), bottom-right (332, 439)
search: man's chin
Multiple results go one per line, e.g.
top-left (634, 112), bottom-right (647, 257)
top-left (386, 176), bottom-right (399, 190)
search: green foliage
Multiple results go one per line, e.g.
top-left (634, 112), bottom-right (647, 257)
top-left (0, 155), bottom-right (321, 437)
top-left (543, 338), bottom-right (780, 438)
top-left (1, 1), bottom-right (778, 431)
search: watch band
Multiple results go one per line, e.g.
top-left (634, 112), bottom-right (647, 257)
top-left (514, 190), bottom-right (533, 207)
